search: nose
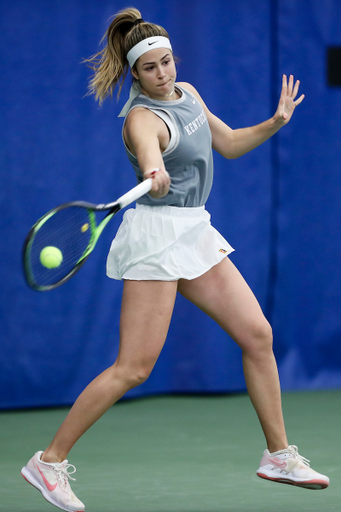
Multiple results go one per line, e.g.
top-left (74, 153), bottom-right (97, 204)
top-left (157, 65), bottom-right (166, 78)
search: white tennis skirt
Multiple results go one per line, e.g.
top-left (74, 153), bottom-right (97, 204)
top-left (106, 204), bottom-right (234, 281)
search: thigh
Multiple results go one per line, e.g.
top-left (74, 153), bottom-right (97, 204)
top-left (117, 279), bottom-right (178, 368)
top-left (178, 258), bottom-right (270, 348)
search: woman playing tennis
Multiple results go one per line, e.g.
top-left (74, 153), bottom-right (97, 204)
top-left (21, 8), bottom-right (329, 511)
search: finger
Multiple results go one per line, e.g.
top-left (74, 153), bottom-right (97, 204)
top-left (282, 74), bottom-right (288, 92)
top-left (292, 79), bottom-right (300, 99)
top-left (288, 74), bottom-right (294, 96)
top-left (144, 168), bottom-right (160, 179)
top-left (154, 170), bottom-right (170, 191)
top-left (143, 168), bottom-right (159, 191)
top-left (154, 169), bottom-right (170, 182)
top-left (294, 93), bottom-right (305, 106)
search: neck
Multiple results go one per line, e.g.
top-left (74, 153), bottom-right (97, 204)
top-left (163, 87), bottom-right (176, 99)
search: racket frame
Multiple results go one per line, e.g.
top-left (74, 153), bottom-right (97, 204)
top-left (23, 179), bottom-right (152, 291)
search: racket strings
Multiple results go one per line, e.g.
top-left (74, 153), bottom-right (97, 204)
top-left (25, 206), bottom-right (96, 288)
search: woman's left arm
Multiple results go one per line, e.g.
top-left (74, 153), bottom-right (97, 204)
top-left (180, 75), bottom-right (305, 159)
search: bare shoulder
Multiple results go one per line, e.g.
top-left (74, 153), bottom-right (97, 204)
top-left (176, 82), bottom-right (212, 117)
top-left (125, 107), bottom-right (165, 137)
top-left (125, 106), bottom-right (158, 128)
top-left (176, 82), bottom-right (202, 100)
top-left (124, 106), bottom-right (170, 154)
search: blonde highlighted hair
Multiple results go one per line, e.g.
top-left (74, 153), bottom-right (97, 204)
top-left (84, 7), bottom-right (170, 105)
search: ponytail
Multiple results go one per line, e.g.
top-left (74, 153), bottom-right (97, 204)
top-left (84, 8), bottom-right (169, 105)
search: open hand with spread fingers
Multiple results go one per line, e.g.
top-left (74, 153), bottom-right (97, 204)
top-left (274, 74), bottom-right (305, 125)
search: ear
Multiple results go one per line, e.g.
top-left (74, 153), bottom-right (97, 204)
top-left (131, 67), bottom-right (139, 80)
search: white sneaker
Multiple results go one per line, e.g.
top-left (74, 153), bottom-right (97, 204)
top-left (257, 445), bottom-right (329, 490)
top-left (21, 451), bottom-right (85, 511)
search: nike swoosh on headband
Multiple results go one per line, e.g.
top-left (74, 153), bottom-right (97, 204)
top-left (126, 36), bottom-right (172, 67)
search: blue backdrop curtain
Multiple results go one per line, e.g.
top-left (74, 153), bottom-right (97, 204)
top-left (1, 0), bottom-right (341, 409)
top-left (271, 1), bottom-right (341, 389)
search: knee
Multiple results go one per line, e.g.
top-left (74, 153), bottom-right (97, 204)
top-left (240, 318), bottom-right (273, 355)
top-left (128, 366), bottom-right (153, 388)
top-left (114, 362), bottom-right (153, 390)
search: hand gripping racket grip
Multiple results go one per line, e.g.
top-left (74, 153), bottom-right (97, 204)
top-left (117, 178), bottom-right (153, 209)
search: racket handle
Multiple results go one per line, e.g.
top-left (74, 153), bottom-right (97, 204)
top-left (117, 178), bottom-right (153, 209)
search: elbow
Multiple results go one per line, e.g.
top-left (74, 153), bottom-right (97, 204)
top-left (226, 152), bottom-right (240, 160)
top-left (213, 137), bottom-right (242, 159)
top-left (221, 149), bottom-right (243, 160)
top-left (226, 140), bottom-right (244, 159)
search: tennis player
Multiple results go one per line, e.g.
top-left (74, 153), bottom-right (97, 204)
top-left (21, 8), bottom-right (329, 511)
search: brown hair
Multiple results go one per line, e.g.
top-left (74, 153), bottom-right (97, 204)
top-left (84, 7), bottom-right (170, 105)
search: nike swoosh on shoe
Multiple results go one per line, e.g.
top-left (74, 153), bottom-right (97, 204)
top-left (37, 466), bottom-right (58, 491)
top-left (268, 458), bottom-right (287, 469)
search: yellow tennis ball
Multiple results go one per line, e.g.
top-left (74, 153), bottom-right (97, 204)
top-left (81, 223), bottom-right (89, 233)
top-left (40, 246), bottom-right (63, 269)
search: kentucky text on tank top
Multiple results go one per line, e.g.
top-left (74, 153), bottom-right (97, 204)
top-left (123, 84), bottom-right (213, 207)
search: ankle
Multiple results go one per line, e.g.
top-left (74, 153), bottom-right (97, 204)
top-left (268, 443), bottom-right (289, 454)
top-left (41, 449), bottom-right (65, 464)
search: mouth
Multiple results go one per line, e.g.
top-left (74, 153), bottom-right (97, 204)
top-left (157, 80), bottom-right (172, 87)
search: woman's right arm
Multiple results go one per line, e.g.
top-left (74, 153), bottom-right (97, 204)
top-left (123, 108), bottom-right (171, 198)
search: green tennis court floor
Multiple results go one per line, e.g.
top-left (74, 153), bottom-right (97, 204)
top-left (1, 391), bottom-right (340, 511)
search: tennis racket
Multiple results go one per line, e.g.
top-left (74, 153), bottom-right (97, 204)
top-left (23, 179), bottom-right (152, 291)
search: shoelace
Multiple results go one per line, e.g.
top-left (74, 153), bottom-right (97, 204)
top-left (289, 445), bottom-right (311, 467)
top-left (53, 460), bottom-right (77, 491)
top-left (275, 445), bottom-right (311, 467)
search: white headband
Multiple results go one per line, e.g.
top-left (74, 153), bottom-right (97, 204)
top-left (126, 36), bottom-right (172, 68)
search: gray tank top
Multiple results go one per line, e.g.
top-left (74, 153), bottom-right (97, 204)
top-left (123, 84), bottom-right (213, 207)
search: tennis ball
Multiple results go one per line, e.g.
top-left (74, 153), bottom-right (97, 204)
top-left (40, 246), bottom-right (63, 269)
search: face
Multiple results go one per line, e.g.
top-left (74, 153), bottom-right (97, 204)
top-left (132, 48), bottom-right (177, 100)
